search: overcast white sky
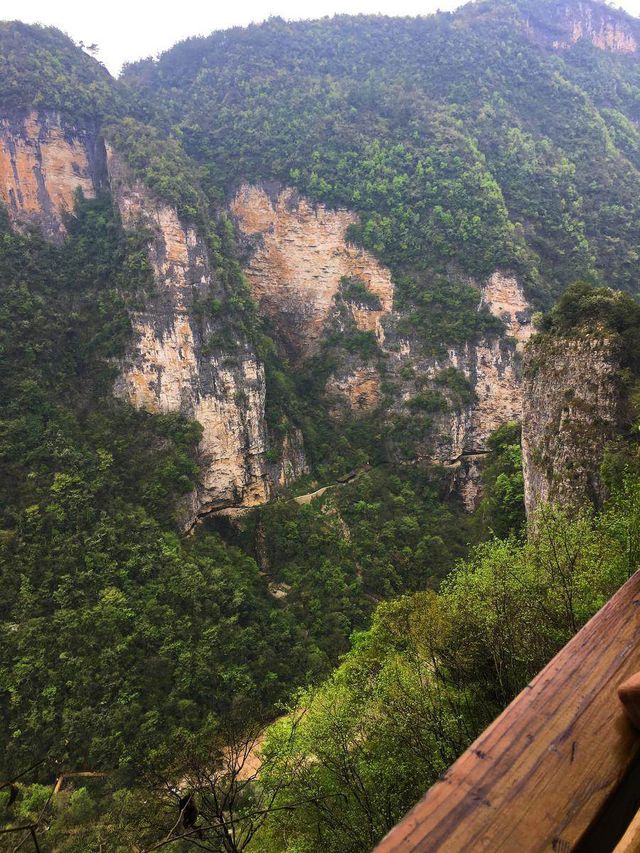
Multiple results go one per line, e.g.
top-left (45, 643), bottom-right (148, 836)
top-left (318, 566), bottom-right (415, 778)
top-left (2, 0), bottom-right (640, 75)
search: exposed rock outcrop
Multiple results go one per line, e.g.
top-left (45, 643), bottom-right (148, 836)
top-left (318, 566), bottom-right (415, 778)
top-left (481, 271), bottom-right (533, 352)
top-left (524, 0), bottom-right (638, 53)
top-left (274, 428), bottom-right (308, 489)
top-left (231, 184), bottom-right (533, 510)
top-left (325, 365), bottom-right (382, 413)
top-left (457, 273), bottom-right (533, 459)
top-left (522, 332), bottom-right (624, 519)
top-left (0, 111), bottom-right (533, 518)
top-left (386, 273), bottom-right (532, 509)
top-left (231, 183), bottom-right (394, 360)
top-left (447, 335), bottom-right (527, 508)
top-left (0, 115), bottom-right (310, 526)
top-left (107, 148), bottom-right (283, 523)
top-left (0, 110), bottom-right (103, 240)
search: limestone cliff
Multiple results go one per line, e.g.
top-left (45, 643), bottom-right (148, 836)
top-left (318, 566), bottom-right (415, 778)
top-left (107, 149), bottom-right (306, 523)
top-left (522, 332), bottom-right (624, 518)
top-left (446, 272), bottom-right (532, 456)
top-left (390, 273), bottom-right (532, 508)
top-left (231, 180), bottom-right (532, 509)
top-left (0, 111), bottom-right (308, 526)
top-left (325, 366), bottom-right (382, 414)
top-left (523, 0), bottom-right (638, 53)
top-left (231, 183), bottom-right (394, 360)
top-left (0, 112), bottom-right (532, 518)
top-left (0, 110), bottom-right (103, 240)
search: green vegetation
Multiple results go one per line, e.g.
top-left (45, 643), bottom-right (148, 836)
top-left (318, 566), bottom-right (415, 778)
top-left (435, 367), bottom-right (477, 409)
top-left (0, 193), bottom-right (475, 796)
top-left (8, 468), bottom-right (640, 851)
top-left (339, 275), bottom-right (382, 310)
top-left (4, 2), bottom-right (640, 850)
top-left (538, 281), bottom-right (640, 373)
top-left (250, 485), bottom-right (639, 853)
top-left (105, 118), bottom-right (206, 221)
top-left (0, 21), bottom-right (118, 118)
top-left (120, 0), bottom-right (640, 321)
top-left (407, 390), bottom-right (448, 414)
top-left (242, 466), bottom-right (475, 635)
top-left (477, 421), bottom-right (526, 537)
top-left (0, 197), bottom-right (319, 780)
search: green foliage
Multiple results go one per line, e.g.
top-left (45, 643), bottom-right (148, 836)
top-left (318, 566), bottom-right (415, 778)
top-left (539, 281), bottom-right (640, 372)
top-left (119, 2), bottom-right (640, 324)
top-left (341, 329), bottom-right (379, 359)
top-left (0, 193), bottom-right (191, 527)
top-left (0, 21), bottom-right (118, 118)
top-left (121, 18), bottom-right (528, 349)
top-left (266, 336), bottom-right (387, 481)
top-left (395, 270), bottom-right (505, 352)
top-left (339, 276), bottom-right (382, 310)
top-left (243, 466), bottom-right (475, 665)
top-left (0, 196), bottom-right (315, 779)
top-left (105, 118), bottom-right (206, 221)
top-left (477, 422), bottom-right (526, 537)
top-left (104, 119), bottom-right (264, 344)
top-left (435, 367), bottom-right (477, 409)
top-left (4, 5), bottom-right (640, 847)
top-left (407, 390), bottom-right (448, 414)
top-left (253, 480), bottom-right (639, 852)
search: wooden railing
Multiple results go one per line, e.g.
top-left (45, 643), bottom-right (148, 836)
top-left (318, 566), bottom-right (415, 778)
top-left (374, 570), bottom-right (640, 853)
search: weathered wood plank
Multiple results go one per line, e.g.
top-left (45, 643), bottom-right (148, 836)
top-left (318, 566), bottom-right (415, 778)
top-left (374, 570), bottom-right (640, 853)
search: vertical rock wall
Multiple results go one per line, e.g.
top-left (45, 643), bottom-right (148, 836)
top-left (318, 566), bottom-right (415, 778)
top-left (0, 114), bottom-right (535, 519)
top-left (0, 115), bottom-right (308, 526)
top-left (0, 110), bottom-right (102, 240)
top-left (231, 183), bottom-right (394, 360)
top-left (231, 181), bottom-right (533, 511)
top-left (521, 333), bottom-right (624, 518)
top-left (404, 273), bottom-right (532, 509)
top-left (106, 148), bottom-right (276, 523)
top-left (523, 0), bottom-right (638, 53)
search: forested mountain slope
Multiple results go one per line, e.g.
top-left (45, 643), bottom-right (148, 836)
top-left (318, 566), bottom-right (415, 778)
top-left (1, 1), bottom-right (640, 849)
top-left (114, 0), bottom-right (640, 505)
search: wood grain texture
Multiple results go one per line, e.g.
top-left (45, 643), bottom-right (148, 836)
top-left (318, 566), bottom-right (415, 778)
top-left (374, 571), bottom-right (640, 853)
top-left (618, 672), bottom-right (640, 730)
top-left (613, 806), bottom-right (640, 853)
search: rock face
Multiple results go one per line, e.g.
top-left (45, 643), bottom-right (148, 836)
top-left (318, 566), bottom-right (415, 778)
top-left (0, 110), bottom-right (103, 239)
top-left (524, 1), bottom-right (638, 53)
top-left (0, 113), bottom-right (307, 526)
top-left (481, 271), bottom-right (533, 353)
top-left (457, 273), bottom-right (533, 460)
top-left (231, 185), bottom-right (533, 509)
top-left (325, 365), bottom-right (382, 413)
top-left (0, 111), bottom-right (533, 518)
top-left (433, 272), bottom-right (532, 511)
top-left (231, 183), bottom-right (394, 360)
top-left (106, 148), bottom-right (288, 523)
top-left (522, 332), bottom-right (624, 519)
top-left (452, 273), bottom-right (532, 506)
top-left (382, 273), bottom-right (532, 509)
top-left (446, 333), bottom-right (528, 508)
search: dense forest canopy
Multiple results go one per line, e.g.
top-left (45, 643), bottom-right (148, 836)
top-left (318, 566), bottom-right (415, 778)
top-left (0, 21), bottom-right (118, 118)
top-left (119, 0), bottom-right (640, 304)
top-left (2, 0), bottom-right (640, 849)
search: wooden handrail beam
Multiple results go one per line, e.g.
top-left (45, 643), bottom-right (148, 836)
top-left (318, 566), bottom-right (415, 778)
top-left (375, 570), bottom-right (640, 852)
